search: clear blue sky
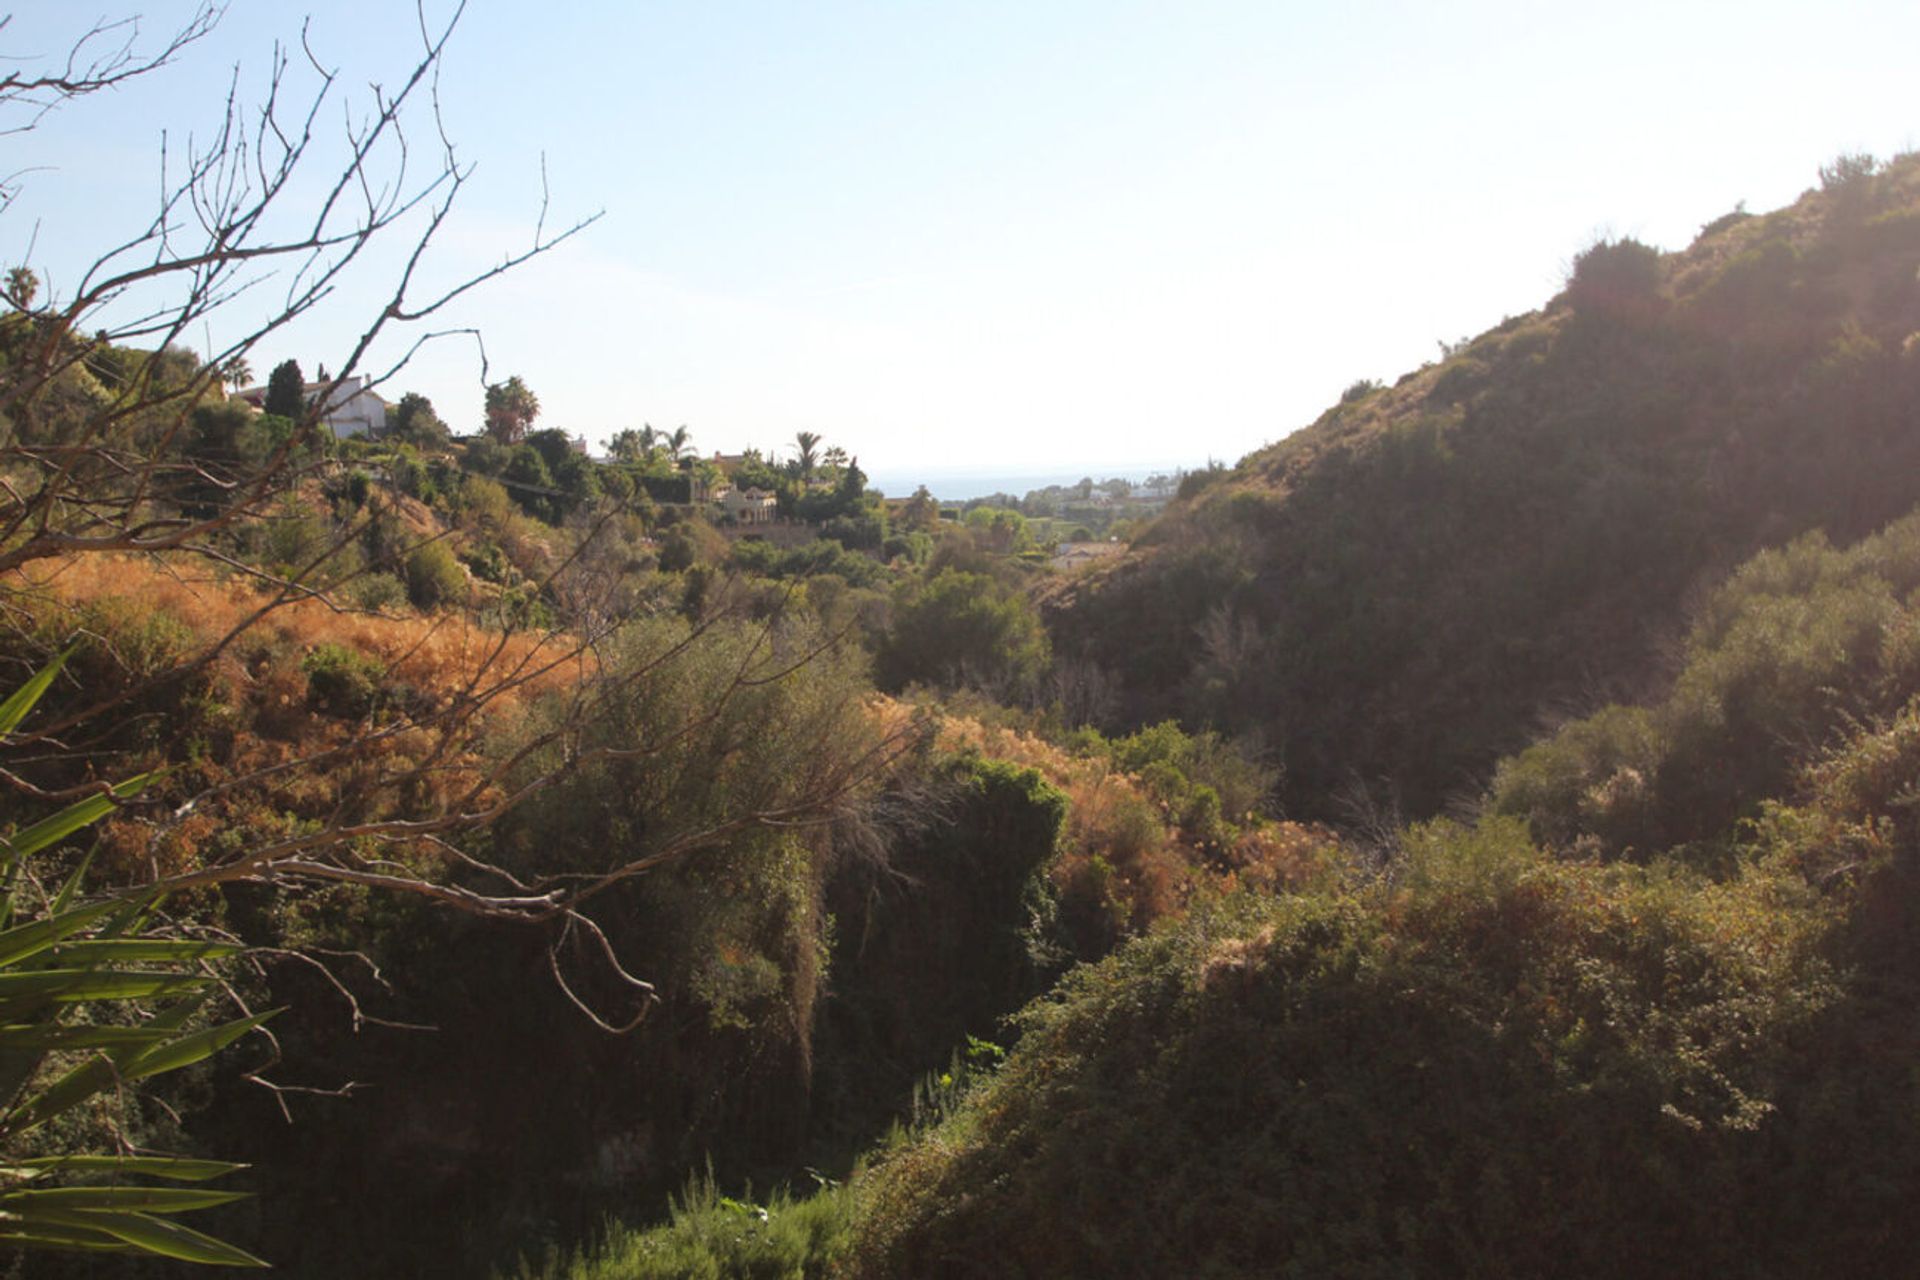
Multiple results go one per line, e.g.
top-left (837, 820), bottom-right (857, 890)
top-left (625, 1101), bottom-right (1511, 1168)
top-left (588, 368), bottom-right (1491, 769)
top-left (4, 2), bottom-right (1916, 480)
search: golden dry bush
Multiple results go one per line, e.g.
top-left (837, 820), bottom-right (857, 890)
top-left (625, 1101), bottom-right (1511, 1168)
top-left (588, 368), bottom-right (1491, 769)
top-left (3, 553), bottom-right (590, 879)
top-left (920, 705), bottom-right (1201, 934)
top-left (12, 553), bottom-right (580, 712)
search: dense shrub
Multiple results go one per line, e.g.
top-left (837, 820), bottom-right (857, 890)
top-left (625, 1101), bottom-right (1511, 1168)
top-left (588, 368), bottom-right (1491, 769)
top-left (302, 642), bottom-right (385, 717)
top-left (1564, 236), bottom-right (1664, 318)
top-left (349, 570), bottom-right (408, 612)
top-left (405, 539), bottom-right (467, 608)
top-left (511, 1172), bottom-right (861, 1280)
top-left (875, 570), bottom-right (1051, 700)
top-left (1495, 513), bottom-right (1920, 861)
top-left (1053, 154), bottom-right (1920, 824)
top-left (846, 821), bottom-right (1847, 1278)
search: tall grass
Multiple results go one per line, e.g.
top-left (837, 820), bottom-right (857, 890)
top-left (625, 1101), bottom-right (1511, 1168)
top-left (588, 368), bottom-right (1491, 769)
top-left (509, 1171), bottom-right (861, 1280)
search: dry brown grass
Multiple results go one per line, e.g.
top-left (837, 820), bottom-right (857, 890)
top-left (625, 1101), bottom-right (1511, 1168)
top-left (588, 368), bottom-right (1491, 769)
top-left (11, 553), bottom-right (582, 711)
top-left (3, 553), bottom-right (589, 881)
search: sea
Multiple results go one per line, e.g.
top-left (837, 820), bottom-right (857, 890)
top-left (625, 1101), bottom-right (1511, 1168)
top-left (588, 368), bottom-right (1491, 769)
top-left (864, 463), bottom-right (1206, 503)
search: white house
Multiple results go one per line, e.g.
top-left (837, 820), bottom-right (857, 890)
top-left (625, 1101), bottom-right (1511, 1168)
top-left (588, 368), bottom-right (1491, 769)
top-left (238, 375), bottom-right (388, 438)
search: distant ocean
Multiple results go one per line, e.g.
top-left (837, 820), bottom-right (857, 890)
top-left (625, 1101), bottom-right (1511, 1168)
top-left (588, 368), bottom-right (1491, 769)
top-left (864, 464), bottom-right (1204, 503)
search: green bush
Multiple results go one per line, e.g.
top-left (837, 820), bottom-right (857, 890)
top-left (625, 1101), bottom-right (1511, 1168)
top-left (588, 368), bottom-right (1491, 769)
top-left (847, 834), bottom-right (1841, 1278)
top-left (462, 541), bottom-right (510, 584)
top-left (301, 643), bottom-right (385, 718)
top-left (1425, 356), bottom-right (1491, 405)
top-left (1495, 513), bottom-right (1920, 861)
top-left (1819, 151), bottom-right (1878, 194)
top-left (404, 540), bottom-right (467, 609)
top-left (874, 570), bottom-right (1051, 700)
top-left (348, 571), bottom-right (408, 612)
top-left (1565, 237), bottom-right (1664, 318)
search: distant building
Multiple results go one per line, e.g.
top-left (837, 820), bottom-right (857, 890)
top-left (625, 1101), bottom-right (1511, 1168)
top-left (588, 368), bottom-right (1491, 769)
top-left (237, 375), bottom-right (388, 438)
top-left (1050, 540), bottom-right (1127, 573)
top-left (716, 485), bottom-right (778, 524)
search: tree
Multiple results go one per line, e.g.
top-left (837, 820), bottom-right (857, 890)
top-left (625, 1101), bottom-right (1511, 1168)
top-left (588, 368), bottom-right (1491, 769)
top-left (793, 430), bottom-right (822, 480)
top-left (263, 358), bottom-right (305, 418)
top-left (608, 427), bottom-right (653, 463)
top-left (665, 424), bottom-right (693, 463)
top-left (0, 10), bottom-right (924, 1265)
top-left (4, 266), bottom-right (37, 308)
top-left (485, 375), bottom-right (540, 445)
top-left (901, 484), bottom-right (940, 533)
top-left (389, 391), bottom-right (447, 444)
top-left (875, 569), bottom-right (1052, 699)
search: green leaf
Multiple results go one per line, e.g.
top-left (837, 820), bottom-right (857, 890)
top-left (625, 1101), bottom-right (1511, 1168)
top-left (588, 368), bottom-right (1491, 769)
top-left (50, 939), bottom-right (242, 965)
top-left (4, 1055), bottom-right (121, 1132)
top-left (49, 842), bottom-right (98, 914)
top-left (0, 967), bottom-right (209, 1008)
top-left (0, 1220), bottom-right (137, 1253)
top-left (9, 1155), bottom-right (248, 1182)
top-left (124, 1009), bottom-right (277, 1080)
top-left (23, 1208), bottom-right (268, 1267)
top-left (1, 1185), bottom-right (248, 1213)
top-left (0, 647), bottom-right (70, 738)
top-left (0, 1024), bottom-right (170, 1051)
top-left (0, 900), bottom-right (120, 968)
top-left (5, 1009), bottom-right (274, 1133)
top-left (0, 773), bottom-right (155, 873)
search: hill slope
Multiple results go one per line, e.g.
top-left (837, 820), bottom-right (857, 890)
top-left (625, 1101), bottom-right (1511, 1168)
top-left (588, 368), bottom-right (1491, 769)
top-left (845, 503), bottom-right (1920, 1280)
top-left (1048, 153), bottom-right (1920, 821)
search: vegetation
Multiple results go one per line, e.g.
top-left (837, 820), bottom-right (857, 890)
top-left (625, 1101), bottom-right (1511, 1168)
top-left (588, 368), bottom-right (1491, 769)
top-left (8, 12), bottom-right (1920, 1273)
top-left (1049, 152), bottom-right (1920, 821)
top-left (0, 655), bottom-right (268, 1267)
top-left (875, 570), bottom-right (1051, 700)
top-left (837, 505), bottom-right (1920, 1277)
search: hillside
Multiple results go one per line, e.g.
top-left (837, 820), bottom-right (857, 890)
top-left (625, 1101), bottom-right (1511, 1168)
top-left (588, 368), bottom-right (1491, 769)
top-left (1047, 153), bottom-right (1920, 822)
top-left (832, 501), bottom-right (1920, 1279)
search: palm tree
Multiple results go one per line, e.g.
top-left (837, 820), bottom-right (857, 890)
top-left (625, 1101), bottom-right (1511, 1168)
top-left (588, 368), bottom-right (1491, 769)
top-left (608, 428), bottom-right (646, 463)
top-left (484, 375), bottom-right (540, 445)
top-left (5, 266), bottom-right (38, 309)
top-left (218, 354), bottom-right (253, 390)
top-left (666, 425), bottom-right (692, 464)
top-left (793, 430), bottom-right (822, 481)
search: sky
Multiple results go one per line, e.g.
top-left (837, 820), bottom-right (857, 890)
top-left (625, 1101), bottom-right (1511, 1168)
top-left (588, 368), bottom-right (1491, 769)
top-left (3, 1), bottom-right (1917, 487)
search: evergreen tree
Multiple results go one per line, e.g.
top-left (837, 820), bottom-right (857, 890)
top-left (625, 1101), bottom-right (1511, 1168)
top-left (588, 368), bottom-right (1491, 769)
top-left (264, 357), bottom-right (305, 418)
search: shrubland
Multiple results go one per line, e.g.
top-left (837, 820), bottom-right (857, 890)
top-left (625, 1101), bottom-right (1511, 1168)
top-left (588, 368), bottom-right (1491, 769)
top-left (9, 15), bottom-right (1920, 1271)
top-left (706, 496), bottom-right (1920, 1280)
top-left (1048, 152), bottom-right (1920, 822)
top-left (532, 159), bottom-right (1920, 1279)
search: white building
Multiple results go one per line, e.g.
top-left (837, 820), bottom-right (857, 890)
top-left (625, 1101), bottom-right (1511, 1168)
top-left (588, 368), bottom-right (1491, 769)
top-left (238, 375), bottom-right (388, 438)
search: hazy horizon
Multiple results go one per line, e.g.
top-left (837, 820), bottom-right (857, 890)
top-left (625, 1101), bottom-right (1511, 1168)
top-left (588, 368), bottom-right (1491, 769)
top-left (865, 461), bottom-right (1204, 502)
top-left (4, 2), bottom-right (1915, 474)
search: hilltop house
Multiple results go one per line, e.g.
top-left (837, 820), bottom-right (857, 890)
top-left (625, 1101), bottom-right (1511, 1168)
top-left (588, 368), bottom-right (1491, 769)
top-left (237, 375), bottom-right (388, 438)
top-left (714, 485), bottom-right (778, 524)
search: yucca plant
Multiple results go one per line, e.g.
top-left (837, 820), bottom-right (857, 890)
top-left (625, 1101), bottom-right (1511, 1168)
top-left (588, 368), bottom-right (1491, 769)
top-left (0, 650), bottom-right (272, 1267)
